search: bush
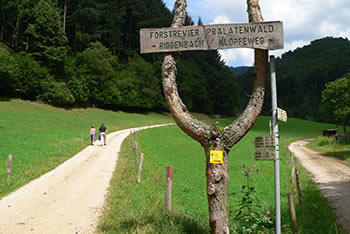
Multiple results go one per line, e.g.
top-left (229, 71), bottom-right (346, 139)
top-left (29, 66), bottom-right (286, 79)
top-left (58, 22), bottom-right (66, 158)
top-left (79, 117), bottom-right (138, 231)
top-left (314, 136), bottom-right (336, 146)
top-left (16, 53), bottom-right (51, 100)
top-left (0, 45), bottom-right (20, 96)
top-left (115, 55), bottom-right (165, 110)
top-left (38, 78), bottom-right (75, 107)
top-left (337, 134), bottom-right (350, 145)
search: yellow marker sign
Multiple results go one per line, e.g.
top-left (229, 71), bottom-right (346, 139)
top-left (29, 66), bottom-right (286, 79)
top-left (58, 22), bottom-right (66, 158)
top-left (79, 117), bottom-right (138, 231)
top-left (210, 150), bottom-right (223, 164)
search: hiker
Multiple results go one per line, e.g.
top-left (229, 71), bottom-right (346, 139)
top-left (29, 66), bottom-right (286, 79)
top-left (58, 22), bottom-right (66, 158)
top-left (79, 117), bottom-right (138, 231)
top-left (99, 123), bottom-right (108, 145)
top-left (89, 125), bottom-right (96, 145)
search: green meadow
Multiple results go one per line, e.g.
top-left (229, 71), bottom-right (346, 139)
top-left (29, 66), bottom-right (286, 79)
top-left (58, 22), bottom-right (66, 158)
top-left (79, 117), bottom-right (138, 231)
top-left (0, 100), bottom-right (345, 233)
top-left (0, 99), bottom-right (173, 198)
top-left (98, 117), bottom-right (345, 233)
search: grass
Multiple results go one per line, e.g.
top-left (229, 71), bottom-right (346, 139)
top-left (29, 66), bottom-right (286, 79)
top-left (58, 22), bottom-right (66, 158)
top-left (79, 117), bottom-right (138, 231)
top-left (0, 99), bottom-right (345, 233)
top-left (0, 99), bottom-right (173, 198)
top-left (308, 136), bottom-right (350, 166)
top-left (98, 116), bottom-right (345, 233)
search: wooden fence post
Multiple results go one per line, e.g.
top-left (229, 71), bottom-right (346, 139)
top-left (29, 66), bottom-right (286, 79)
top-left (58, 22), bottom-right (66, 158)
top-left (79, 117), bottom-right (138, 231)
top-left (291, 159), bottom-right (295, 184)
top-left (165, 166), bottom-right (173, 212)
top-left (134, 140), bottom-right (139, 166)
top-left (8, 154), bottom-right (12, 177)
top-left (137, 153), bottom-right (144, 184)
top-left (288, 193), bottom-right (298, 233)
top-left (296, 169), bottom-right (303, 203)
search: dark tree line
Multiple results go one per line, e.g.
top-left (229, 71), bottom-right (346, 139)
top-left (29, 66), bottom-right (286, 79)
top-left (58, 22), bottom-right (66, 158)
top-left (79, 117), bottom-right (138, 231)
top-left (0, 0), bottom-right (240, 115)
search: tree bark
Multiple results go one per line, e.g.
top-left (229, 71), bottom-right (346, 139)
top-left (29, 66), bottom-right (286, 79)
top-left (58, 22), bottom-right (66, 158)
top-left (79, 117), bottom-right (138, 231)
top-left (162, 0), bottom-right (267, 233)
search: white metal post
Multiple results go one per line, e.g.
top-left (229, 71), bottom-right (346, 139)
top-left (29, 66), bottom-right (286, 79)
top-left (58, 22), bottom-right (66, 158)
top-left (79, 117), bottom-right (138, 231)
top-left (270, 55), bottom-right (281, 234)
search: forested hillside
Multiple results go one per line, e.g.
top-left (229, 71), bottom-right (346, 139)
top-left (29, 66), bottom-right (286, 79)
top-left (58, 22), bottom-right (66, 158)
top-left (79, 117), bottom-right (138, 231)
top-left (0, 0), bottom-right (239, 115)
top-left (234, 37), bottom-right (350, 122)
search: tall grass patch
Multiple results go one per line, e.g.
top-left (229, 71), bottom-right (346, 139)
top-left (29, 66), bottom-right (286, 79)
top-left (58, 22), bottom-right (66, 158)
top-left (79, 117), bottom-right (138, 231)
top-left (308, 136), bottom-right (350, 166)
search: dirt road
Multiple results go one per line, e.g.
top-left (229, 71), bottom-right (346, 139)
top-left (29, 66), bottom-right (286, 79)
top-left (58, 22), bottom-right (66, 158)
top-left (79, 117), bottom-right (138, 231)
top-left (0, 124), bottom-right (170, 234)
top-left (289, 140), bottom-right (350, 232)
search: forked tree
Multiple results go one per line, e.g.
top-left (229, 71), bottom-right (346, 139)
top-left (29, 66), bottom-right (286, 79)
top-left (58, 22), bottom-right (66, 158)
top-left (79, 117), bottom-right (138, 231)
top-left (161, 0), bottom-right (268, 233)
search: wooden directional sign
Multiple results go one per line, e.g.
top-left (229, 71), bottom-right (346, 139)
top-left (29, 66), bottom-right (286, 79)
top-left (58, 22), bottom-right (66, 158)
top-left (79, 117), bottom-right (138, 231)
top-left (140, 21), bottom-right (283, 54)
top-left (255, 149), bottom-right (275, 161)
top-left (254, 136), bottom-right (274, 148)
top-left (277, 108), bottom-right (287, 122)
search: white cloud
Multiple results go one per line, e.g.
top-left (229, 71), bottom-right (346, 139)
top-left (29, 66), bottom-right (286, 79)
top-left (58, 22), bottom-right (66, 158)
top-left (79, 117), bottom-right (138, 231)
top-left (212, 15), bottom-right (231, 24)
top-left (219, 49), bottom-right (254, 67)
top-left (339, 31), bottom-right (350, 39)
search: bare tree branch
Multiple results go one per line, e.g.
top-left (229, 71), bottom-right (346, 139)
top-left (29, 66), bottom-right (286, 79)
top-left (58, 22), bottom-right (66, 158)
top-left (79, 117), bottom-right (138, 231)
top-left (162, 0), bottom-right (209, 145)
top-left (224, 0), bottom-right (268, 149)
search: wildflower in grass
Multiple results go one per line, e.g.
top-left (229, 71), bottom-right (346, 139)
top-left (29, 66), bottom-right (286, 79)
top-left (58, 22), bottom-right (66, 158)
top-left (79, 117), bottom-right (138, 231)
top-left (230, 164), bottom-right (274, 233)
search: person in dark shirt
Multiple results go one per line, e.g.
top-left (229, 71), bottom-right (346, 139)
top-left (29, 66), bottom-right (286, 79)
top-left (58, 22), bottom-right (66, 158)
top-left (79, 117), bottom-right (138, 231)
top-left (98, 123), bottom-right (108, 145)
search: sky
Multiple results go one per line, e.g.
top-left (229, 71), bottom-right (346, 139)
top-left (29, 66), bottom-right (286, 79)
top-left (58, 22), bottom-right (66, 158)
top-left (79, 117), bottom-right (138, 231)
top-left (163, 0), bottom-right (350, 67)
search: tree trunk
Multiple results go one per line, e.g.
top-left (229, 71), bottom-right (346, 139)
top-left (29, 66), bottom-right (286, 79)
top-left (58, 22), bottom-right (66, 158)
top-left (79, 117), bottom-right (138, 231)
top-left (63, 0), bottom-right (67, 34)
top-left (10, 16), bottom-right (20, 49)
top-left (0, 8), bottom-right (4, 41)
top-left (205, 145), bottom-right (230, 233)
top-left (162, 1), bottom-right (267, 233)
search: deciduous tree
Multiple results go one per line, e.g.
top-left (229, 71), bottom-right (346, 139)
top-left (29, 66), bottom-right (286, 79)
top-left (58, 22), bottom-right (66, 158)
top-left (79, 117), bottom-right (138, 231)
top-left (322, 74), bottom-right (350, 133)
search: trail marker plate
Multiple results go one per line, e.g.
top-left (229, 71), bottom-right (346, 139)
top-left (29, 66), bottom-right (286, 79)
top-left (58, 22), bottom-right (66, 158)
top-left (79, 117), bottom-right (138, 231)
top-left (210, 150), bottom-right (223, 164)
top-left (254, 136), bottom-right (274, 148)
top-left (255, 149), bottom-right (275, 161)
top-left (277, 108), bottom-right (287, 122)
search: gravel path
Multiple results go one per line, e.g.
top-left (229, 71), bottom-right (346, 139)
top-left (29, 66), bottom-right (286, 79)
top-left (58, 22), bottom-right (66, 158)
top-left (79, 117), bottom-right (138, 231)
top-left (289, 140), bottom-right (350, 233)
top-left (0, 124), bottom-right (170, 234)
